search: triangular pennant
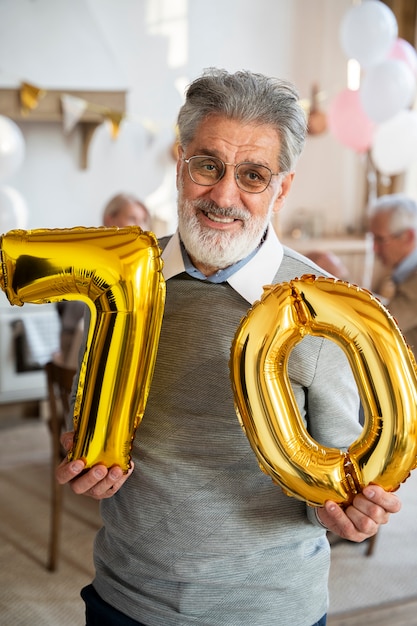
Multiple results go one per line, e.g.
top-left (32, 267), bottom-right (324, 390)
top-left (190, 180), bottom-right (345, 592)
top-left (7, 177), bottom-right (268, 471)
top-left (20, 82), bottom-right (46, 115)
top-left (104, 110), bottom-right (125, 139)
top-left (60, 94), bottom-right (88, 134)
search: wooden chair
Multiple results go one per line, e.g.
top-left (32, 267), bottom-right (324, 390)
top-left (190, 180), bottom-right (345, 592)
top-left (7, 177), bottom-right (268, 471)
top-left (365, 531), bottom-right (378, 557)
top-left (44, 360), bottom-right (76, 571)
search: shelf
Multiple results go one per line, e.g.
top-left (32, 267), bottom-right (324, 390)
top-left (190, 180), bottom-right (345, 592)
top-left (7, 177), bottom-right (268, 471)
top-left (0, 87), bottom-right (127, 169)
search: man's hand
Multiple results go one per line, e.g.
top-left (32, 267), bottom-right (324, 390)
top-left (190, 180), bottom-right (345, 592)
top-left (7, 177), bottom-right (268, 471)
top-left (315, 485), bottom-right (401, 541)
top-left (56, 431), bottom-right (134, 499)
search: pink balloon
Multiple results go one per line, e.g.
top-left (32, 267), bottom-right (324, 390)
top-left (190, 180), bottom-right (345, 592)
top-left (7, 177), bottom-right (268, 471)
top-left (328, 88), bottom-right (375, 153)
top-left (388, 38), bottom-right (417, 76)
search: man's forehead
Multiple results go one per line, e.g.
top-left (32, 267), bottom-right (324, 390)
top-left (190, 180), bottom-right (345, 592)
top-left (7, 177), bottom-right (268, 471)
top-left (189, 117), bottom-right (281, 162)
top-left (371, 211), bottom-right (391, 230)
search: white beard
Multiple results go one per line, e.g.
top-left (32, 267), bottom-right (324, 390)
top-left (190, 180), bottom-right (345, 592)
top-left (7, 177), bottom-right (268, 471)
top-left (177, 190), bottom-right (274, 271)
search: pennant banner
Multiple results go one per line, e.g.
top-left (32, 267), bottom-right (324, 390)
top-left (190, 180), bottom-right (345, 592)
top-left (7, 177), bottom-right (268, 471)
top-left (16, 79), bottom-right (179, 153)
top-left (20, 81), bottom-right (126, 139)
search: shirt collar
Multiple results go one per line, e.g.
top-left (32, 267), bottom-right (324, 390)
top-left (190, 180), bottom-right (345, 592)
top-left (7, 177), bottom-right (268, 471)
top-left (161, 225), bottom-right (283, 304)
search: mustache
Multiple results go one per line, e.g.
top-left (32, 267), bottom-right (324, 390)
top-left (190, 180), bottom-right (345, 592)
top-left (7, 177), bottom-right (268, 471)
top-left (192, 199), bottom-right (251, 222)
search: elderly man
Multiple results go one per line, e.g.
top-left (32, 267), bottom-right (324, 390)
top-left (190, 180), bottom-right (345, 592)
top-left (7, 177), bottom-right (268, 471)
top-left (369, 193), bottom-right (417, 358)
top-left (57, 69), bottom-right (401, 626)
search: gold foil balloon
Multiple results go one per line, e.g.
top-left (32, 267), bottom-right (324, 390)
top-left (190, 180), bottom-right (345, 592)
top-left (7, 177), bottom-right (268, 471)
top-left (230, 274), bottom-right (417, 507)
top-left (0, 227), bottom-right (165, 471)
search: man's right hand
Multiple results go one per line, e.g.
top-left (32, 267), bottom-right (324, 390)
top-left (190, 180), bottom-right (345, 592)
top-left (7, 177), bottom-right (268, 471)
top-left (56, 431), bottom-right (134, 500)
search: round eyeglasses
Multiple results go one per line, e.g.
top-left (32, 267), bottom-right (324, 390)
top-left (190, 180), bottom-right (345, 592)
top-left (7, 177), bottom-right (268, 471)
top-left (372, 231), bottom-right (405, 245)
top-left (183, 155), bottom-right (281, 194)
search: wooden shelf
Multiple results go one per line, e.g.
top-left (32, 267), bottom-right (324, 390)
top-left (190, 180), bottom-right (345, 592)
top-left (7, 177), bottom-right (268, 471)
top-left (0, 87), bottom-right (127, 168)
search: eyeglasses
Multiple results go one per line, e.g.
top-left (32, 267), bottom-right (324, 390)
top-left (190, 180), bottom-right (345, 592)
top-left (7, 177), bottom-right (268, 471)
top-left (372, 231), bottom-right (405, 245)
top-left (183, 155), bottom-right (281, 194)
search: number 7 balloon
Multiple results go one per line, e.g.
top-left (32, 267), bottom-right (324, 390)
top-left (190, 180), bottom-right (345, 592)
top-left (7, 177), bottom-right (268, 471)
top-left (0, 226), bottom-right (166, 471)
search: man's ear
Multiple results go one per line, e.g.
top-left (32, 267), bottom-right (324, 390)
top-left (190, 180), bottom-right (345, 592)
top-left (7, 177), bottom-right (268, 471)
top-left (176, 145), bottom-right (184, 188)
top-left (272, 172), bottom-right (295, 214)
top-left (406, 227), bottom-right (416, 244)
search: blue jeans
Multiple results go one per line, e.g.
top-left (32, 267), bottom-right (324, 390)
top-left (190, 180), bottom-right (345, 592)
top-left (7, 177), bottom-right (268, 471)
top-left (81, 585), bottom-right (146, 626)
top-left (81, 584), bottom-right (327, 625)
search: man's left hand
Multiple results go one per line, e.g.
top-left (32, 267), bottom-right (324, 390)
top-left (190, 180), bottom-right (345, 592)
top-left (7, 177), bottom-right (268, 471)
top-left (315, 485), bottom-right (401, 541)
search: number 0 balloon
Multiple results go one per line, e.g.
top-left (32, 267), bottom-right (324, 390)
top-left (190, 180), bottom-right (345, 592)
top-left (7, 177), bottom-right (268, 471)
top-left (230, 275), bottom-right (417, 507)
top-left (0, 227), bottom-right (165, 471)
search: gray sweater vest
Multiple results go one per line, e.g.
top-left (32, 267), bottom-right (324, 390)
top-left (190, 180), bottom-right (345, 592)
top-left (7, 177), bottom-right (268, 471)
top-left (92, 243), bottom-right (360, 626)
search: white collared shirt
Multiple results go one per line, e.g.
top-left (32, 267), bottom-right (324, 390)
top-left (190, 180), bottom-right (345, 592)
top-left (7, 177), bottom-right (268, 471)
top-left (161, 225), bottom-right (284, 305)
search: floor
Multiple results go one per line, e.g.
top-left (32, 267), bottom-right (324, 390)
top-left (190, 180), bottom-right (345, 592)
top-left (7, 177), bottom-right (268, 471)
top-left (2, 402), bottom-right (416, 626)
top-left (327, 596), bottom-right (417, 626)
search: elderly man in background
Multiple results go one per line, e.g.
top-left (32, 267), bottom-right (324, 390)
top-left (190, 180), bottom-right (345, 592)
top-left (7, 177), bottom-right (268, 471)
top-left (369, 193), bottom-right (417, 358)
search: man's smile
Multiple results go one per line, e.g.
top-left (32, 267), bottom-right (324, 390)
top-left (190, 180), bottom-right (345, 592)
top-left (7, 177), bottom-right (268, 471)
top-left (203, 210), bottom-right (236, 224)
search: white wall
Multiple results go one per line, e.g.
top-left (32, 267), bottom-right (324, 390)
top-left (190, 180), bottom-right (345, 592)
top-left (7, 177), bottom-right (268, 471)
top-left (0, 0), bottom-right (363, 238)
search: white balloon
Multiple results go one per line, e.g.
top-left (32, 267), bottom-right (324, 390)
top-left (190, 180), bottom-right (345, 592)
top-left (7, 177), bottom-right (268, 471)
top-left (0, 116), bottom-right (26, 182)
top-left (360, 59), bottom-right (416, 124)
top-left (340, 0), bottom-right (398, 69)
top-left (0, 185), bottom-right (29, 232)
top-left (372, 109), bottom-right (417, 176)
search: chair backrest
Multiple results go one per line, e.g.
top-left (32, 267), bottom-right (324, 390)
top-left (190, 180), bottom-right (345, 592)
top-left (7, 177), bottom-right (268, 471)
top-left (45, 361), bottom-right (77, 457)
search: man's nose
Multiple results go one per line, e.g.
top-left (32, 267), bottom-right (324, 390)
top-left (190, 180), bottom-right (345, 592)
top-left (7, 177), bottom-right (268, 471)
top-left (207, 167), bottom-right (242, 206)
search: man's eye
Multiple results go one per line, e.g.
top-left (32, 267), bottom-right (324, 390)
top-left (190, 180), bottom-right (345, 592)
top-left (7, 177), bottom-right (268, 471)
top-left (247, 170), bottom-right (263, 181)
top-left (242, 167), bottom-right (267, 183)
top-left (197, 159), bottom-right (221, 174)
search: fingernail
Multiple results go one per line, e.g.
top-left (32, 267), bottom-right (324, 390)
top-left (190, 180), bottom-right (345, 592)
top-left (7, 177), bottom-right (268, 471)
top-left (93, 468), bottom-right (106, 479)
top-left (109, 468), bottom-right (121, 480)
top-left (365, 488), bottom-right (375, 499)
top-left (71, 461), bottom-right (84, 474)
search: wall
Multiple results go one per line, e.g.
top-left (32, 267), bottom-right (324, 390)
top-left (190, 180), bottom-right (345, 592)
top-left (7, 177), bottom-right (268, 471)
top-left (0, 0), bottom-right (362, 238)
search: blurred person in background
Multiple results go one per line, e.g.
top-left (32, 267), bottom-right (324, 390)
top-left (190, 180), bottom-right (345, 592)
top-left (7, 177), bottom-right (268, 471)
top-left (305, 250), bottom-right (350, 281)
top-left (368, 193), bottom-right (417, 358)
top-left (102, 192), bottom-right (152, 229)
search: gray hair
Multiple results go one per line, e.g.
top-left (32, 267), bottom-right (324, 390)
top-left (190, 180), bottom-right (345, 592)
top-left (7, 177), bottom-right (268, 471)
top-left (370, 194), bottom-right (417, 235)
top-left (177, 68), bottom-right (307, 173)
